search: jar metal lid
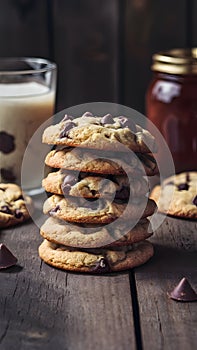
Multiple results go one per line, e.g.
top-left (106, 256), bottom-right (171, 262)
top-left (152, 48), bottom-right (197, 75)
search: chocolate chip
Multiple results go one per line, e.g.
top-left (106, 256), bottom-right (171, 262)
top-left (49, 205), bottom-right (60, 215)
top-left (0, 132), bottom-right (15, 154)
top-left (168, 277), bottom-right (197, 302)
top-left (59, 122), bottom-right (76, 138)
top-left (0, 205), bottom-right (12, 215)
top-left (91, 258), bottom-right (111, 274)
top-left (63, 174), bottom-right (78, 186)
top-left (61, 114), bottom-right (74, 122)
top-left (101, 114), bottom-right (114, 125)
top-left (186, 173), bottom-right (190, 182)
top-left (17, 195), bottom-right (24, 200)
top-left (61, 174), bottom-right (78, 195)
top-left (82, 112), bottom-right (93, 117)
top-left (90, 190), bottom-right (97, 196)
top-left (15, 210), bottom-right (23, 219)
top-left (118, 117), bottom-right (137, 132)
top-left (193, 195), bottom-right (197, 206)
top-left (0, 243), bottom-right (18, 269)
top-left (61, 184), bottom-right (71, 195)
top-left (178, 183), bottom-right (189, 191)
top-left (0, 168), bottom-right (16, 181)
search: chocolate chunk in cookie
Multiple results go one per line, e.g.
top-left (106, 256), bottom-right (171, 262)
top-left (101, 114), bottom-right (114, 125)
top-left (118, 116), bottom-right (137, 132)
top-left (178, 183), bottom-right (189, 191)
top-left (38, 240), bottom-right (154, 273)
top-left (61, 114), bottom-right (74, 122)
top-left (193, 196), bottom-right (197, 206)
top-left (59, 122), bottom-right (76, 138)
top-left (90, 258), bottom-right (111, 273)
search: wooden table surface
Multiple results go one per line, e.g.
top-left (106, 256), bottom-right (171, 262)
top-left (0, 195), bottom-right (196, 350)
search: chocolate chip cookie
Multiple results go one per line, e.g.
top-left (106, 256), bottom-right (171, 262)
top-left (38, 239), bottom-right (154, 273)
top-left (45, 147), bottom-right (158, 176)
top-left (40, 217), bottom-right (153, 248)
top-left (0, 183), bottom-right (33, 227)
top-left (150, 172), bottom-right (197, 219)
top-left (43, 194), bottom-right (156, 224)
top-left (42, 169), bottom-right (149, 199)
top-left (42, 112), bottom-right (157, 153)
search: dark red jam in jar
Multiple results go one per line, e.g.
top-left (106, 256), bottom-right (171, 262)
top-left (146, 48), bottom-right (197, 173)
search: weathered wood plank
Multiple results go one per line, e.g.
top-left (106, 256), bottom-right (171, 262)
top-left (0, 210), bottom-right (136, 350)
top-left (135, 215), bottom-right (197, 350)
top-left (0, 0), bottom-right (49, 57)
top-left (52, 0), bottom-right (119, 110)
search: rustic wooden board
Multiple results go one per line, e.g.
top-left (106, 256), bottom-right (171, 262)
top-left (0, 212), bottom-right (136, 350)
top-left (135, 215), bottom-right (197, 350)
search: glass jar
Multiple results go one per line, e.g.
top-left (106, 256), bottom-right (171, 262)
top-left (146, 48), bottom-right (197, 173)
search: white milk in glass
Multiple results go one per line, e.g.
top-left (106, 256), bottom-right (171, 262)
top-left (0, 82), bottom-right (55, 190)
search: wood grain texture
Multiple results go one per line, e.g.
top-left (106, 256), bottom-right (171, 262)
top-left (0, 0), bottom-right (196, 112)
top-left (0, 210), bottom-right (136, 350)
top-left (134, 214), bottom-right (197, 350)
top-left (52, 0), bottom-right (119, 110)
top-left (0, 0), bottom-right (49, 57)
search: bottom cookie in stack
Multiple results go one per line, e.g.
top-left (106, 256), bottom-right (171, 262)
top-left (38, 206), bottom-right (155, 273)
top-left (39, 239), bottom-right (154, 273)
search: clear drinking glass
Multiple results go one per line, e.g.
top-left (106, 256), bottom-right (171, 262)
top-left (0, 57), bottom-right (57, 194)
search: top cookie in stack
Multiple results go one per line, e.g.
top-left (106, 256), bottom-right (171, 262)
top-left (39, 112), bottom-right (158, 274)
top-left (42, 112), bottom-right (157, 153)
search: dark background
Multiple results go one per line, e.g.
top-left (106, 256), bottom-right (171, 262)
top-left (0, 0), bottom-right (196, 113)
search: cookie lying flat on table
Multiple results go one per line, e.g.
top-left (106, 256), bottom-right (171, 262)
top-left (43, 194), bottom-right (156, 224)
top-left (40, 217), bottom-right (153, 248)
top-left (0, 183), bottom-right (33, 228)
top-left (38, 239), bottom-right (154, 273)
top-left (45, 147), bottom-right (158, 176)
top-left (42, 112), bottom-right (157, 153)
top-left (42, 170), bottom-right (149, 199)
top-left (150, 172), bottom-right (197, 219)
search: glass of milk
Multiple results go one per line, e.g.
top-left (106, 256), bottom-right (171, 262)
top-left (0, 57), bottom-right (57, 195)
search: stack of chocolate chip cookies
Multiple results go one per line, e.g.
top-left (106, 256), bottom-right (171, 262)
top-left (39, 112), bottom-right (158, 273)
